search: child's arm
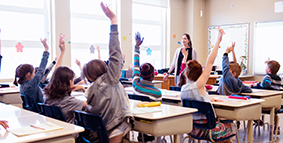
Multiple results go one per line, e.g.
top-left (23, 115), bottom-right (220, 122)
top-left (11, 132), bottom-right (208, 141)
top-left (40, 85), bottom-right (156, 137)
top-left (97, 46), bottom-right (101, 60)
top-left (132, 32), bottom-right (143, 82)
top-left (101, 2), bottom-right (122, 84)
top-left (261, 75), bottom-right (272, 88)
top-left (40, 60), bottom-right (56, 84)
top-left (230, 42), bottom-right (237, 63)
top-left (197, 26), bottom-right (225, 92)
top-left (55, 36), bottom-right (66, 69)
top-left (75, 58), bottom-right (81, 70)
top-left (29, 39), bottom-right (49, 87)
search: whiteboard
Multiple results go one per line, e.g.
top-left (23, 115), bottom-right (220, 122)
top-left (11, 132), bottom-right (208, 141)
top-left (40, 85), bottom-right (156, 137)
top-left (254, 20), bottom-right (283, 74)
top-left (208, 23), bottom-right (249, 74)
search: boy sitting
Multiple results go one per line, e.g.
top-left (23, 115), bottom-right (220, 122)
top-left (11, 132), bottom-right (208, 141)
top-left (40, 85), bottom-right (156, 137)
top-left (217, 43), bottom-right (252, 95)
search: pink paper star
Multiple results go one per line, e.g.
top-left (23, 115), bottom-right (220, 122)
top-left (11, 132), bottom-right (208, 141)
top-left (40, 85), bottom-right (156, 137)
top-left (15, 42), bottom-right (23, 53)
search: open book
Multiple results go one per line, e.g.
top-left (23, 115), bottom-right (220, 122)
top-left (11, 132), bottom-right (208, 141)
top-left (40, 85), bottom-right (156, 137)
top-left (8, 122), bottom-right (63, 137)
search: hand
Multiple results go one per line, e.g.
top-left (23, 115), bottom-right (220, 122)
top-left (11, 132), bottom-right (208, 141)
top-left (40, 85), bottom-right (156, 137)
top-left (181, 48), bottom-right (188, 58)
top-left (40, 38), bottom-right (49, 51)
top-left (217, 26), bottom-right (225, 42)
top-left (163, 73), bottom-right (169, 81)
top-left (101, 2), bottom-right (117, 24)
top-left (59, 37), bottom-right (65, 53)
top-left (225, 46), bottom-right (232, 53)
top-left (210, 97), bottom-right (223, 102)
top-left (264, 57), bottom-right (270, 64)
top-left (135, 31), bottom-right (144, 47)
top-left (96, 46), bottom-right (100, 52)
top-left (75, 58), bottom-right (81, 69)
top-left (71, 85), bottom-right (86, 93)
top-left (231, 42), bottom-right (236, 51)
top-left (0, 120), bottom-right (9, 130)
top-left (122, 53), bottom-right (126, 61)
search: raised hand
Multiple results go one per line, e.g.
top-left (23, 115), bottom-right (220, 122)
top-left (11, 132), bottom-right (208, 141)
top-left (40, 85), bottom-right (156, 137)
top-left (100, 2), bottom-right (117, 24)
top-left (181, 48), bottom-right (188, 58)
top-left (40, 38), bottom-right (49, 51)
top-left (59, 37), bottom-right (65, 53)
top-left (135, 32), bottom-right (144, 47)
top-left (75, 58), bottom-right (81, 69)
top-left (231, 42), bottom-right (236, 51)
top-left (217, 26), bottom-right (225, 42)
top-left (264, 57), bottom-right (270, 64)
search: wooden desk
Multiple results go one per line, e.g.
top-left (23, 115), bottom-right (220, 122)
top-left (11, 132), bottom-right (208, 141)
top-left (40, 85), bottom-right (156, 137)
top-left (210, 95), bottom-right (264, 143)
top-left (0, 87), bottom-right (21, 108)
top-left (242, 89), bottom-right (282, 142)
top-left (207, 75), bottom-right (219, 85)
top-left (0, 103), bottom-right (84, 143)
top-left (130, 100), bottom-right (197, 143)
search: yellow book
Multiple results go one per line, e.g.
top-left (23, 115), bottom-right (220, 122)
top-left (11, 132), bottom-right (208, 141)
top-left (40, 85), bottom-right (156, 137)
top-left (137, 102), bottom-right (161, 107)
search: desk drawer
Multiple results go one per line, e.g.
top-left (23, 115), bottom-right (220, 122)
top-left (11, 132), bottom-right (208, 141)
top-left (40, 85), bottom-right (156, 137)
top-left (214, 104), bottom-right (262, 120)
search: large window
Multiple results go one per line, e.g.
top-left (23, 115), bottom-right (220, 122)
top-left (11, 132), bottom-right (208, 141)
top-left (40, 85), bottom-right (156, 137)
top-left (70, 0), bottom-right (113, 76)
top-left (132, 3), bottom-right (166, 69)
top-left (0, 0), bottom-right (50, 79)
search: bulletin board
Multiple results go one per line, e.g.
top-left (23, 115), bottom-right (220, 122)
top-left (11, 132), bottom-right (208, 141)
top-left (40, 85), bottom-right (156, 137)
top-left (208, 23), bottom-right (249, 74)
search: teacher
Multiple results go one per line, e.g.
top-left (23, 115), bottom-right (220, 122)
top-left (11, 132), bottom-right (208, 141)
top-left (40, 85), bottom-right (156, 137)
top-left (163, 33), bottom-right (198, 85)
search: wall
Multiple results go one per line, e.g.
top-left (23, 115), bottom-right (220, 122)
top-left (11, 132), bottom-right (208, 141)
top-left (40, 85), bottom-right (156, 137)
top-left (203, 0), bottom-right (283, 81)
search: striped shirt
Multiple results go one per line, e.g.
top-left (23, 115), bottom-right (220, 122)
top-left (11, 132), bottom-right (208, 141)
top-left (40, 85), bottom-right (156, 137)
top-left (132, 46), bottom-right (162, 101)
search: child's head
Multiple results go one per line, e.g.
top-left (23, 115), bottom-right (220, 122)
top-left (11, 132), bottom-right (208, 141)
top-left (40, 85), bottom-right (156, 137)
top-left (82, 59), bottom-right (107, 83)
top-left (140, 63), bottom-right (155, 81)
top-left (185, 60), bottom-right (202, 81)
top-left (13, 64), bottom-right (34, 86)
top-left (44, 66), bottom-right (75, 99)
top-left (266, 60), bottom-right (280, 75)
top-left (229, 63), bottom-right (241, 78)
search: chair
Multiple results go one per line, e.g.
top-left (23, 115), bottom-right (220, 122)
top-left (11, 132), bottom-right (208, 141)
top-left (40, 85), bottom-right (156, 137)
top-left (20, 94), bottom-right (40, 113)
top-left (37, 103), bottom-right (66, 122)
top-left (74, 110), bottom-right (109, 143)
top-left (182, 99), bottom-right (237, 143)
top-left (128, 93), bottom-right (151, 102)
top-left (169, 86), bottom-right (181, 91)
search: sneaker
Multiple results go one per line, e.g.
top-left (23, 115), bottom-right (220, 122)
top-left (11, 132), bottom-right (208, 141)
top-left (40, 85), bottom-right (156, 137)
top-left (137, 133), bottom-right (155, 142)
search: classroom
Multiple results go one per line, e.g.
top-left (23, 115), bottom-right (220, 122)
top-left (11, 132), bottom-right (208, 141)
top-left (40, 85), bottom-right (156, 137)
top-left (1, 0), bottom-right (283, 143)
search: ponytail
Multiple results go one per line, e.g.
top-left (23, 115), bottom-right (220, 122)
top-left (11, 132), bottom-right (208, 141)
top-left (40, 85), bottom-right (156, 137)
top-left (14, 64), bottom-right (34, 86)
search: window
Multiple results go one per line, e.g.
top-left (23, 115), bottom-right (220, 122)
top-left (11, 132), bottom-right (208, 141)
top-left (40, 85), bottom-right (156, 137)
top-left (0, 0), bottom-right (50, 79)
top-left (70, 0), bottom-right (113, 76)
top-left (132, 3), bottom-right (166, 69)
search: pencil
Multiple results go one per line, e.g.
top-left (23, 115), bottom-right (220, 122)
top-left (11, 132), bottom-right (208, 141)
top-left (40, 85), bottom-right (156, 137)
top-left (30, 125), bottom-right (45, 130)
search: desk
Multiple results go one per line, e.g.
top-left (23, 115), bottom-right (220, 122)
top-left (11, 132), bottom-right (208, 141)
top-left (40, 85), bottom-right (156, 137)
top-left (0, 103), bottom-right (84, 143)
top-left (210, 95), bottom-right (264, 143)
top-left (121, 80), bottom-right (163, 89)
top-left (0, 87), bottom-right (21, 108)
top-left (130, 100), bottom-right (197, 143)
top-left (242, 89), bottom-right (282, 142)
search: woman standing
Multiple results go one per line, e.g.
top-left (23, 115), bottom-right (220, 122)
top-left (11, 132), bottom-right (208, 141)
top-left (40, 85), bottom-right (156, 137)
top-left (163, 33), bottom-right (198, 85)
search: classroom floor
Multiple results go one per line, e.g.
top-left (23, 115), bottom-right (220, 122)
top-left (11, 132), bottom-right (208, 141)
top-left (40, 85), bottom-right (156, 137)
top-left (129, 113), bottom-right (283, 143)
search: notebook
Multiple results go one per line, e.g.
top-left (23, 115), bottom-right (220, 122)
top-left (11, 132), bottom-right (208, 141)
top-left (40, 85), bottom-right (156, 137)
top-left (8, 122), bottom-right (63, 137)
top-left (131, 107), bottom-right (162, 115)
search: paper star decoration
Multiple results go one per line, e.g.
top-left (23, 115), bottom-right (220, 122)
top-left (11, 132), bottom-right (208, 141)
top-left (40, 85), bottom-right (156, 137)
top-left (173, 34), bottom-right (176, 39)
top-left (178, 41), bottom-right (181, 45)
top-left (90, 45), bottom-right (95, 54)
top-left (146, 47), bottom-right (152, 56)
top-left (15, 42), bottom-right (23, 53)
top-left (123, 36), bottom-right (127, 41)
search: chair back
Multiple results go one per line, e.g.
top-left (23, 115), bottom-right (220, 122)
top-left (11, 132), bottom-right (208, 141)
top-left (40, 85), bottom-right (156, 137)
top-left (182, 99), bottom-right (216, 129)
top-left (169, 86), bottom-right (181, 91)
top-left (75, 110), bottom-right (109, 143)
top-left (20, 94), bottom-right (40, 113)
top-left (128, 93), bottom-right (151, 102)
top-left (37, 103), bottom-right (66, 122)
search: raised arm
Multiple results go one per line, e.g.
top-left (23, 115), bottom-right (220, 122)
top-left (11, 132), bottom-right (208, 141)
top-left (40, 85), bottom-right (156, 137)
top-left (197, 26), bottom-right (225, 90)
top-left (97, 46), bottom-right (101, 60)
top-left (101, 2), bottom-right (123, 83)
top-left (55, 35), bottom-right (66, 69)
top-left (230, 42), bottom-right (237, 63)
top-left (75, 58), bottom-right (82, 70)
top-left (133, 32), bottom-right (144, 81)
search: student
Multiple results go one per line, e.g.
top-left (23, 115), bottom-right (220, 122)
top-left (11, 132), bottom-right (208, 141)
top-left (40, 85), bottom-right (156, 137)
top-left (254, 59), bottom-right (281, 90)
top-left (13, 38), bottom-right (50, 103)
top-left (82, 3), bottom-right (133, 143)
top-left (44, 66), bottom-right (87, 124)
top-left (217, 42), bottom-right (252, 95)
top-left (132, 31), bottom-right (162, 101)
top-left (181, 26), bottom-right (235, 142)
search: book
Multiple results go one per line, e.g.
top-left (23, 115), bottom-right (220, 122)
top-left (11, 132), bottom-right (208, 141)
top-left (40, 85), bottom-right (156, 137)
top-left (8, 122), bottom-right (63, 137)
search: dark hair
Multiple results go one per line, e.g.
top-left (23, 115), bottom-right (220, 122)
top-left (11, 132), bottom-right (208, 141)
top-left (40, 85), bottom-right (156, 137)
top-left (178, 70), bottom-right (186, 87)
top-left (185, 60), bottom-right (202, 81)
top-left (13, 64), bottom-right (34, 86)
top-left (182, 33), bottom-right (192, 48)
top-left (267, 60), bottom-right (280, 75)
top-left (81, 59), bottom-right (107, 83)
top-left (140, 63), bottom-right (154, 81)
top-left (230, 63), bottom-right (242, 78)
top-left (44, 66), bottom-right (75, 99)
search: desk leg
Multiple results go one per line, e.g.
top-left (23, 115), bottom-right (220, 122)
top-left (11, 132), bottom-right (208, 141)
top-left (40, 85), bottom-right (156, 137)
top-left (174, 134), bottom-right (180, 143)
top-left (247, 120), bottom-right (253, 143)
top-left (269, 107), bottom-right (275, 142)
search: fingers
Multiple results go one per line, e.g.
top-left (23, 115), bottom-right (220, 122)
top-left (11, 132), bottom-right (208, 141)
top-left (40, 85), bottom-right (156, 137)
top-left (0, 121), bottom-right (9, 129)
